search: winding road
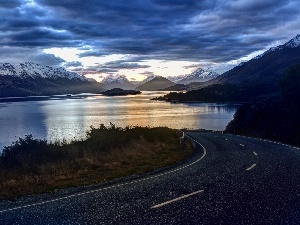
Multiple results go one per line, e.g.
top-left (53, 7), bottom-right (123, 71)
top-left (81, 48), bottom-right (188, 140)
top-left (1, 132), bottom-right (300, 224)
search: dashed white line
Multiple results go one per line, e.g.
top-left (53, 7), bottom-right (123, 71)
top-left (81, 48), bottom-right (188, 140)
top-left (246, 164), bottom-right (257, 171)
top-left (0, 132), bottom-right (207, 214)
top-left (240, 144), bottom-right (244, 147)
top-left (253, 151), bottom-right (258, 156)
top-left (151, 190), bottom-right (204, 209)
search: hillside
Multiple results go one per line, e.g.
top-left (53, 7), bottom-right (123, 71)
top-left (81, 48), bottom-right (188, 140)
top-left (225, 64), bottom-right (300, 146)
top-left (206, 34), bottom-right (300, 88)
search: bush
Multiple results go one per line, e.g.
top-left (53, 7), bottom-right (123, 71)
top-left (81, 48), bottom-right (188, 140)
top-left (0, 125), bottom-right (193, 199)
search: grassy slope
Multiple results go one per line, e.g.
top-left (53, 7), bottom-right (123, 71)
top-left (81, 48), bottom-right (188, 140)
top-left (0, 125), bottom-right (194, 199)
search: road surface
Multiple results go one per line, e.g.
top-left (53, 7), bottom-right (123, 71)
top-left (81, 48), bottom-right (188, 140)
top-left (1, 132), bottom-right (300, 224)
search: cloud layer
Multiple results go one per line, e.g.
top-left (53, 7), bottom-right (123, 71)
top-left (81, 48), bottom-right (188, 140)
top-left (0, 0), bottom-right (299, 75)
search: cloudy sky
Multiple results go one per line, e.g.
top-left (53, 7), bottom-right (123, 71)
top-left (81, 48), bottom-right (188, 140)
top-left (1, 0), bottom-right (300, 81)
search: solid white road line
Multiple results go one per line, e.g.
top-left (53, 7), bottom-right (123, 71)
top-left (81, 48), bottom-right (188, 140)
top-left (151, 190), bottom-right (204, 209)
top-left (0, 132), bottom-right (207, 214)
top-left (246, 164), bottom-right (257, 171)
top-left (253, 152), bottom-right (257, 156)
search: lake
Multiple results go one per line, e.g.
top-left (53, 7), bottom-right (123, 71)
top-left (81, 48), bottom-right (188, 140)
top-left (0, 91), bottom-right (240, 150)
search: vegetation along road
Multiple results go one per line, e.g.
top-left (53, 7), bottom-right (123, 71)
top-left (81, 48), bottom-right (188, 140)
top-left (1, 131), bottom-right (300, 224)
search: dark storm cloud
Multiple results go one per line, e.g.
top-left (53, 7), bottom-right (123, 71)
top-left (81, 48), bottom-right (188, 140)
top-left (0, 0), bottom-right (22, 8)
top-left (83, 60), bottom-right (151, 74)
top-left (100, 61), bottom-right (150, 70)
top-left (1, 0), bottom-right (300, 65)
top-left (0, 46), bottom-right (65, 66)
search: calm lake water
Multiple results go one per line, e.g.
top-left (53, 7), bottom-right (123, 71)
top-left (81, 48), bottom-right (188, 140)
top-left (0, 91), bottom-right (240, 150)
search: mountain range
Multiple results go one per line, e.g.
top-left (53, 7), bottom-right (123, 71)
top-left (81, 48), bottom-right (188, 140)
top-left (0, 62), bottom-right (86, 81)
top-left (0, 62), bottom-right (105, 98)
top-left (99, 68), bottom-right (219, 91)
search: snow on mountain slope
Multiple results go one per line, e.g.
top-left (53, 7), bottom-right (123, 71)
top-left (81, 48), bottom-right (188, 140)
top-left (100, 75), bottom-right (131, 84)
top-left (254, 34), bottom-right (300, 60)
top-left (204, 34), bottom-right (300, 88)
top-left (176, 68), bottom-right (219, 84)
top-left (0, 62), bottom-right (87, 81)
top-left (100, 75), bottom-right (135, 90)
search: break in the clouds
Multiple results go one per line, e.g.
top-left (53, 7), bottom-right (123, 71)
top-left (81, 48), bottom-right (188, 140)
top-left (0, 0), bottom-right (300, 80)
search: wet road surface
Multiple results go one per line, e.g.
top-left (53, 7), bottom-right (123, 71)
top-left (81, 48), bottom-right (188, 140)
top-left (1, 132), bottom-right (300, 224)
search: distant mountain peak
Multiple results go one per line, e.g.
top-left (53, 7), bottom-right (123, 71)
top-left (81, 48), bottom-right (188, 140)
top-left (100, 75), bottom-right (135, 90)
top-left (190, 68), bottom-right (218, 78)
top-left (101, 75), bottom-right (131, 84)
top-left (175, 68), bottom-right (219, 84)
top-left (135, 76), bottom-right (175, 91)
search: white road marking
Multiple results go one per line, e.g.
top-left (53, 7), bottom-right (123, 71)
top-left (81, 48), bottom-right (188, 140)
top-left (0, 132), bottom-right (207, 214)
top-left (151, 190), bottom-right (204, 209)
top-left (246, 164), bottom-right (257, 171)
top-left (240, 144), bottom-right (244, 147)
top-left (253, 152), bottom-right (257, 156)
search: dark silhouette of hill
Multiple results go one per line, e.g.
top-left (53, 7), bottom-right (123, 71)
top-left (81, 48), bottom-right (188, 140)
top-left (135, 76), bottom-right (175, 91)
top-left (160, 84), bottom-right (188, 91)
top-left (225, 64), bottom-right (300, 146)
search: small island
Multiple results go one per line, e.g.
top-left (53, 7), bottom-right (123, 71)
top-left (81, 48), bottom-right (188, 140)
top-left (101, 88), bottom-right (141, 96)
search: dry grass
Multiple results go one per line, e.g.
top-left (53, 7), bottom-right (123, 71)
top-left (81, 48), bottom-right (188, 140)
top-left (0, 126), bottom-right (194, 199)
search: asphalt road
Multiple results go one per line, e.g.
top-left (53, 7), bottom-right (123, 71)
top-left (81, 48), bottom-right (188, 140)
top-left (1, 132), bottom-right (300, 224)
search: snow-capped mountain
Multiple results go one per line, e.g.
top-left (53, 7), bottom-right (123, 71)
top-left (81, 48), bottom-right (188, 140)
top-left (176, 68), bottom-right (219, 85)
top-left (101, 75), bottom-right (129, 84)
top-left (100, 75), bottom-right (135, 90)
top-left (166, 75), bottom-right (186, 83)
top-left (0, 62), bottom-right (87, 81)
top-left (254, 34), bottom-right (300, 60)
top-left (0, 62), bottom-right (105, 97)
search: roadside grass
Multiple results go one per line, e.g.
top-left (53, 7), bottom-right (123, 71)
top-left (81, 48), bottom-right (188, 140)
top-left (0, 124), bottom-right (194, 199)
